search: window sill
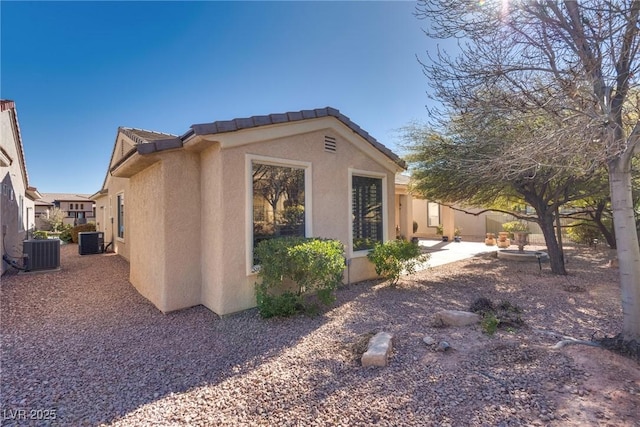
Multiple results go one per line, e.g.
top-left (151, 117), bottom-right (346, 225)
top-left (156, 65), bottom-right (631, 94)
top-left (351, 249), bottom-right (371, 258)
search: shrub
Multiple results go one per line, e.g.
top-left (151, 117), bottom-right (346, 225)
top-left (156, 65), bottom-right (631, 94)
top-left (33, 230), bottom-right (48, 240)
top-left (472, 297), bottom-right (524, 335)
top-left (255, 237), bottom-right (345, 318)
top-left (255, 290), bottom-right (301, 319)
top-left (481, 312), bottom-right (500, 335)
top-left (58, 224), bottom-right (73, 243)
top-left (71, 222), bottom-right (96, 243)
top-left (367, 240), bottom-right (429, 286)
top-left (469, 297), bottom-right (495, 315)
top-left (501, 220), bottom-right (530, 237)
top-left (413, 221), bottom-right (419, 233)
top-left (566, 221), bottom-right (604, 245)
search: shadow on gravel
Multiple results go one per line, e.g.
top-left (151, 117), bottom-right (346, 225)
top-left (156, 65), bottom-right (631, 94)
top-left (0, 245), bottom-right (340, 426)
top-left (0, 244), bottom-right (629, 426)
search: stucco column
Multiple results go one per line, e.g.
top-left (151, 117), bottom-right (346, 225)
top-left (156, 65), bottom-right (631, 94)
top-left (441, 205), bottom-right (455, 240)
top-left (398, 194), bottom-right (414, 240)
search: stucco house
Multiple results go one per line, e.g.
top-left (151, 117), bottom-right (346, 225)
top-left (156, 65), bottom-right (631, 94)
top-left (35, 193), bottom-right (95, 228)
top-left (1, 100), bottom-right (41, 274)
top-left (395, 174), bottom-right (526, 242)
top-left (92, 107), bottom-right (405, 315)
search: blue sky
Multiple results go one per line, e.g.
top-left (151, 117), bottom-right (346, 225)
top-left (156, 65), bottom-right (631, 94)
top-left (2, 1), bottom-right (446, 194)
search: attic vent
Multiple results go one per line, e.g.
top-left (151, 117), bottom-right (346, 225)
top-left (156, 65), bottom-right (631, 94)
top-left (324, 136), bottom-right (337, 153)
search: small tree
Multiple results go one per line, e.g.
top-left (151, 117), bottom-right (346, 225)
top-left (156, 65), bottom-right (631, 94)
top-left (42, 207), bottom-right (66, 232)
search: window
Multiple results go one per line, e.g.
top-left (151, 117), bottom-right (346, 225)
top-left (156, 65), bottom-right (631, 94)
top-left (252, 162), bottom-right (305, 265)
top-left (427, 202), bottom-right (440, 227)
top-left (80, 203), bottom-right (84, 210)
top-left (352, 174), bottom-right (384, 251)
top-left (117, 193), bottom-right (124, 239)
top-left (247, 155), bottom-right (311, 272)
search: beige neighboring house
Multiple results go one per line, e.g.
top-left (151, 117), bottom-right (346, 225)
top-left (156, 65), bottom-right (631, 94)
top-left (395, 174), bottom-right (510, 242)
top-left (1, 100), bottom-right (41, 274)
top-left (92, 107), bottom-right (406, 315)
top-left (35, 193), bottom-right (95, 228)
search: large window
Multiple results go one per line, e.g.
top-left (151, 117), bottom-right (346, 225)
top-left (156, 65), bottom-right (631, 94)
top-left (117, 193), bottom-right (124, 239)
top-left (252, 162), bottom-right (306, 265)
top-left (352, 175), bottom-right (384, 251)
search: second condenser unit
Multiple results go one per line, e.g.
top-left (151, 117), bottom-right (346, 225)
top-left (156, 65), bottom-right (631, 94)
top-left (78, 232), bottom-right (104, 255)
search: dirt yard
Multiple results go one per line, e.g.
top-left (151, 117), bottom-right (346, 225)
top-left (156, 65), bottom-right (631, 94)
top-left (1, 244), bottom-right (638, 426)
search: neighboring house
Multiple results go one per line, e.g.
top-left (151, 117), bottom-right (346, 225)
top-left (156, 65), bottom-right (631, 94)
top-left (395, 174), bottom-right (512, 241)
top-left (92, 107), bottom-right (405, 315)
top-left (1, 100), bottom-right (41, 274)
top-left (35, 193), bottom-right (95, 228)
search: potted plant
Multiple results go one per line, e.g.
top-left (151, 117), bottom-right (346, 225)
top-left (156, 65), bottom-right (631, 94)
top-left (436, 224), bottom-right (447, 241)
top-left (454, 227), bottom-right (462, 242)
top-left (502, 221), bottom-right (530, 251)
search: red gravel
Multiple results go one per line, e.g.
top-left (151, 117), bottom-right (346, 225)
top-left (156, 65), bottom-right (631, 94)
top-left (1, 243), bottom-right (638, 426)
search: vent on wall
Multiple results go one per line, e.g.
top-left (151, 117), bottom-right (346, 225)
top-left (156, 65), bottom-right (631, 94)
top-left (324, 136), bottom-right (337, 153)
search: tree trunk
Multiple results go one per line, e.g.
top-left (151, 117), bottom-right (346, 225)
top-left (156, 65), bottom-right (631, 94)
top-left (539, 215), bottom-right (567, 275)
top-left (554, 207), bottom-right (565, 262)
top-left (592, 202), bottom-right (617, 249)
top-left (609, 160), bottom-right (640, 341)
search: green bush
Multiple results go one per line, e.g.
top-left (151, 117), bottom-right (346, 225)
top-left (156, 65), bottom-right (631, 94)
top-left (255, 237), bottom-right (345, 318)
top-left (471, 297), bottom-right (524, 335)
top-left (33, 230), bottom-right (48, 239)
top-left (71, 222), bottom-right (96, 243)
top-left (566, 221), bottom-right (604, 245)
top-left (481, 312), bottom-right (500, 335)
top-left (255, 290), bottom-right (301, 319)
top-left (367, 240), bottom-right (429, 286)
top-left (59, 224), bottom-right (73, 243)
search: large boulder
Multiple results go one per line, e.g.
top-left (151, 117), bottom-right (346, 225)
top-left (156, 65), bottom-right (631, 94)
top-left (435, 310), bottom-right (481, 327)
top-left (361, 332), bottom-right (394, 367)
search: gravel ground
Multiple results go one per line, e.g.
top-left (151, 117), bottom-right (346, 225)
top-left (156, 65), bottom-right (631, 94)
top-left (1, 243), bottom-right (638, 426)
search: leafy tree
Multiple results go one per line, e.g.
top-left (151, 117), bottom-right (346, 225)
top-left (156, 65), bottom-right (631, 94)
top-left (404, 110), bottom-right (599, 275)
top-left (414, 0), bottom-right (640, 341)
top-left (41, 207), bottom-right (65, 232)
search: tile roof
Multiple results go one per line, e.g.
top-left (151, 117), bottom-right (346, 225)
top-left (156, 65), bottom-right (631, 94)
top-left (119, 127), bottom-right (183, 156)
top-left (37, 193), bottom-right (94, 204)
top-left (186, 107), bottom-right (405, 168)
top-left (104, 107), bottom-right (406, 191)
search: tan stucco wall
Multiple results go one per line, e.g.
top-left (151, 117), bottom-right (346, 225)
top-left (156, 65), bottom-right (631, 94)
top-left (127, 152), bottom-right (203, 313)
top-left (199, 145), bottom-right (227, 314)
top-left (453, 209), bottom-right (493, 241)
top-left (128, 161), bottom-right (166, 308)
top-left (199, 126), bottom-right (397, 315)
top-left (1, 109), bottom-right (29, 273)
top-left (105, 176), bottom-right (130, 260)
top-left (108, 119), bottom-right (400, 316)
top-left (160, 151), bottom-right (202, 311)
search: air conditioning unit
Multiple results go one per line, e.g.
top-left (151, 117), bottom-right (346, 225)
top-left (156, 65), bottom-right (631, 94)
top-left (78, 232), bottom-right (104, 255)
top-left (23, 239), bottom-right (60, 271)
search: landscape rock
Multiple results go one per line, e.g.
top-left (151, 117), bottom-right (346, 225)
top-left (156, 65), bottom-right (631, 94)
top-left (435, 310), bottom-right (482, 327)
top-left (361, 332), bottom-right (394, 367)
top-left (437, 341), bottom-right (451, 352)
top-left (423, 336), bottom-right (436, 345)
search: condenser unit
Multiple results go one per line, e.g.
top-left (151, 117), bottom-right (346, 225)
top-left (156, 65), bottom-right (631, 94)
top-left (23, 239), bottom-right (60, 271)
top-left (78, 232), bottom-right (104, 255)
